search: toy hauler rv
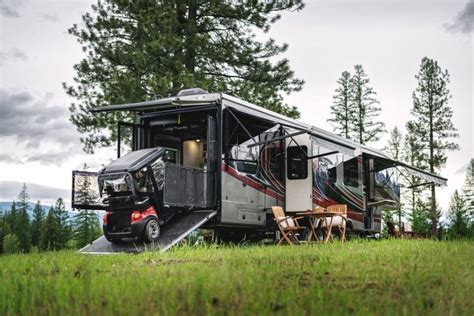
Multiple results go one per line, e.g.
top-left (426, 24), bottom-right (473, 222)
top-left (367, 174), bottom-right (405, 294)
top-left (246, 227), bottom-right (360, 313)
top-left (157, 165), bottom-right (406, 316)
top-left (72, 88), bottom-right (447, 247)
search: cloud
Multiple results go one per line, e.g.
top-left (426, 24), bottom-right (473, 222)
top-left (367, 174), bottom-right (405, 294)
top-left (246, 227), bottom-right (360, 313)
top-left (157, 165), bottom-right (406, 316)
top-left (0, 153), bottom-right (24, 164)
top-left (0, 0), bottom-right (23, 18)
top-left (445, 0), bottom-right (474, 34)
top-left (25, 150), bottom-right (78, 166)
top-left (0, 89), bottom-right (82, 165)
top-left (40, 13), bottom-right (59, 22)
top-left (454, 162), bottom-right (469, 175)
top-left (0, 48), bottom-right (28, 65)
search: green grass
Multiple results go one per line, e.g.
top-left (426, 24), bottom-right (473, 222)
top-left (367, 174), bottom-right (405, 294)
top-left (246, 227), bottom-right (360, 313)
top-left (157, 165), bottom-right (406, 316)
top-left (0, 239), bottom-right (473, 315)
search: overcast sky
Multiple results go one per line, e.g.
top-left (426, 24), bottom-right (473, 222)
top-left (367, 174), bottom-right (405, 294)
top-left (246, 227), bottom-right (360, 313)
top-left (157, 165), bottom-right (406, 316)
top-left (0, 0), bottom-right (472, 211)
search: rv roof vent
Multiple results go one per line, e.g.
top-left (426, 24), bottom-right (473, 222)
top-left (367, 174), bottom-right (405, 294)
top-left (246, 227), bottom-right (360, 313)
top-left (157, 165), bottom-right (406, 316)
top-left (177, 88), bottom-right (209, 97)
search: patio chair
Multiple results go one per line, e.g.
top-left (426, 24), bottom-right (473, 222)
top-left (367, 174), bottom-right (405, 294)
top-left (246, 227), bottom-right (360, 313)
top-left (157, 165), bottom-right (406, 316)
top-left (386, 222), bottom-right (401, 238)
top-left (321, 204), bottom-right (347, 242)
top-left (271, 206), bottom-right (307, 245)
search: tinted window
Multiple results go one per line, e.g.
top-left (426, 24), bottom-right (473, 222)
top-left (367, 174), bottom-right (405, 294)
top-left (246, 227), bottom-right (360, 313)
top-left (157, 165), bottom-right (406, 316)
top-left (287, 146), bottom-right (307, 180)
top-left (343, 158), bottom-right (359, 187)
top-left (133, 167), bottom-right (153, 193)
top-left (150, 157), bottom-right (165, 191)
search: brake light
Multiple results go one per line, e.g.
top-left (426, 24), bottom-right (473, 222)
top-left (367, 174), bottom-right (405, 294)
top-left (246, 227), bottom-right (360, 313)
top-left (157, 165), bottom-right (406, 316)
top-left (103, 211), bottom-right (111, 225)
top-left (130, 206), bottom-right (157, 223)
top-left (131, 211), bottom-right (142, 221)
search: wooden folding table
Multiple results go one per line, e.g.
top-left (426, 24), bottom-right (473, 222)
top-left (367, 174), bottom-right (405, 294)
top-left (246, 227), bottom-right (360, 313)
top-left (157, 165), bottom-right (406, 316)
top-left (296, 211), bottom-right (345, 243)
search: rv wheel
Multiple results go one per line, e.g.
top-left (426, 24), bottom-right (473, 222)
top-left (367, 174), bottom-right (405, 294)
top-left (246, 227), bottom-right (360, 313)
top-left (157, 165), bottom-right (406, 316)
top-left (144, 219), bottom-right (161, 242)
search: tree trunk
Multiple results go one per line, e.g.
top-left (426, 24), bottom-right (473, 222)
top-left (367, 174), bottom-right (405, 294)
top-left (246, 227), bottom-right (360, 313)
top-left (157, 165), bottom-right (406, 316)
top-left (428, 78), bottom-right (437, 238)
top-left (344, 97), bottom-right (348, 139)
top-left (398, 204), bottom-right (402, 232)
top-left (184, 3), bottom-right (197, 73)
top-left (431, 184), bottom-right (437, 237)
top-left (358, 86), bottom-right (363, 144)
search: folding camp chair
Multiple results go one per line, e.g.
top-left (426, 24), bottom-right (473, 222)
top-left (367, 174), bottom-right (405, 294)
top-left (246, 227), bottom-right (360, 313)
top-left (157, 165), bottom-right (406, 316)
top-left (321, 204), bottom-right (347, 242)
top-left (271, 206), bottom-right (307, 245)
top-left (386, 222), bottom-right (401, 238)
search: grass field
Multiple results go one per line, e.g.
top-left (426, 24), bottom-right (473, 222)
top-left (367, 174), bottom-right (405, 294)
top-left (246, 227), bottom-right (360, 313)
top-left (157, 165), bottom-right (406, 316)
top-left (0, 239), bottom-right (473, 315)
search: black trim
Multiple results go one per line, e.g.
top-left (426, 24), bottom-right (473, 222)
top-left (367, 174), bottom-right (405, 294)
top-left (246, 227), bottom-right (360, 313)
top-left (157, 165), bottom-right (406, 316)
top-left (139, 105), bottom-right (218, 118)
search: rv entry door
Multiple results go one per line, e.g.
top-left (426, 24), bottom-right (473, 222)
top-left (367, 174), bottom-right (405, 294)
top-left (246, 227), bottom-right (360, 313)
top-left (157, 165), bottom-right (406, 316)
top-left (285, 134), bottom-right (313, 213)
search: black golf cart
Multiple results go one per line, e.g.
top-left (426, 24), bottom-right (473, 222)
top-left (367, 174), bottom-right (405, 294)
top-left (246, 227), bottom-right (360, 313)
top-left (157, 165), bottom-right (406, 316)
top-left (72, 147), bottom-right (214, 243)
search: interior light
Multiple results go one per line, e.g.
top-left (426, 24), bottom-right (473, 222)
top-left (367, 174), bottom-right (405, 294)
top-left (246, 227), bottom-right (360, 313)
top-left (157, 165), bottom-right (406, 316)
top-left (196, 139), bottom-right (200, 142)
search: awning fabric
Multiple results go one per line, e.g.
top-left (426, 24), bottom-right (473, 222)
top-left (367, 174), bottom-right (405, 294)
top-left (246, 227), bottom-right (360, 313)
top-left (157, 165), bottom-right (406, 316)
top-left (367, 154), bottom-right (447, 187)
top-left (398, 162), bottom-right (447, 187)
top-left (310, 135), bottom-right (355, 156)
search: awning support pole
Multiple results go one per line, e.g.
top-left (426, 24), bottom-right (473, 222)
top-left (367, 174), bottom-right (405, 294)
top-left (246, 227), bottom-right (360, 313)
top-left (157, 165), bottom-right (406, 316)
top-left (305, 151), bottom-right (339, 160)
top-left (227, 109), bottom-right (257, 145)
top-left (247, 129), bottom-right (308, 148)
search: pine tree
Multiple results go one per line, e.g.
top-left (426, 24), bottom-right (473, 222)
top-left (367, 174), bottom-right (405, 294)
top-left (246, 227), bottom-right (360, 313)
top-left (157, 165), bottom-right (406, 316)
top-left (3, 233), bottom-right (20, 254)
top-left (328, 71), bottom-right (355, 139)
top-left (403, 125), bottom-right (427, 228)
top-left (73, 211), bottom-right (101, 248)
top-left (447, 190), bottom-right (469, 238)
top-left (410, 198), bottom-right (430, 236)
top-left (0, 212), bottom-right (11, 253)
top-left (384, 127), bottom-right (403, 160)
top-left (54, 198), bottom-right (71, 249)
top-left (380, 126), bottom-right (404, 229)
top-left (30, 201), bottom-right (45, 248)
top-left (349, 65), bottom-right (385, 145)
top-left (462, 159), bottom-right (474, 223)
top-left (6, 201), bottom-right (19, 233)
top-left (16, 183), bottom-right (31, 252)
top-left (64, 0), bottom-right (305, 153)
top-left (407, 57), bottom-right (459, 237)
top-left (40, 206), bottom-right (60, 251)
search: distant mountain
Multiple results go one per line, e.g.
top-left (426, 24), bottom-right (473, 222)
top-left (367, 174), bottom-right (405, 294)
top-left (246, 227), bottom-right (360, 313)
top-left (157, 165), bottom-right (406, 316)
top-left (0, 201), bottom-right (105, 224)
top-left (0, 202), bottom-right (77, 218)
top-left (0, 181), bottom-right (70, 203)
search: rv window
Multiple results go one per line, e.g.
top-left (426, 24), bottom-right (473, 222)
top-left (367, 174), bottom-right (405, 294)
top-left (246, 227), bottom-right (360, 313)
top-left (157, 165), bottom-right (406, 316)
top-left (268, 145), bottom-right (284, 182)
top-left (235, 161), bottom-right (258, 174)
top-left (343, 158), bottom-right (359, 187)
top-left (313, 146), bottom-right (338, 183)
top-left (287, 146), bottom-right (307, 180)
top-left (376, 168), bottom-right (400, 197)
top-left (227, 133), bottom-right (259, 174)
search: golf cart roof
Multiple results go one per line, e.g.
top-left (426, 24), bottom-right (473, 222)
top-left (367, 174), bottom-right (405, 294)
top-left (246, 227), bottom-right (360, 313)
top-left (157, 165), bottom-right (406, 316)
top-left (102, 148), bottom-right (162, 173)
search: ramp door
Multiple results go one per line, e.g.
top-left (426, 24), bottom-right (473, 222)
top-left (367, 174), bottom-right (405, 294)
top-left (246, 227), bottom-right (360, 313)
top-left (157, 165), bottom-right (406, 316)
top-left (80, 210), bottom-right (217, 254)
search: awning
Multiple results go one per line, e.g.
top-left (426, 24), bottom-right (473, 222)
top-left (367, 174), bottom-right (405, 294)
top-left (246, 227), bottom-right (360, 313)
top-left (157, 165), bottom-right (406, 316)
top-left (90, 93), bottom-right (221, 113)
top-left (398, 162), bottom-right (447, 187)
top-left (310, 135), bottom-right (355, 156)
top-left (366, 154), bottom-right (447, 187)
top-left (246, 126), bottom-right (356, 158)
